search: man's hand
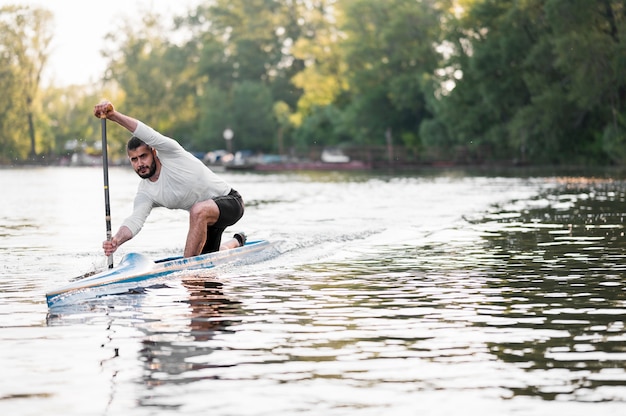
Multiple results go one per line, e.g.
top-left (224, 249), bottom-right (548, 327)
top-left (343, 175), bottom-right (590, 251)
top-left (102, 237), bottom-right (120, 256)
top-left (92, 100), bottom-right (138, 132)
top-left (94, 100), bottom-right (114, 119)
top-left (102, 226), bottom-right (133, 256)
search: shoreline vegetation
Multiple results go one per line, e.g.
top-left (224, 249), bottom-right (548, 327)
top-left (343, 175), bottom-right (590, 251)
top-left (4, 150), bottom-right (626, 180)
top-left (1, 2), bottom-right (625, 168)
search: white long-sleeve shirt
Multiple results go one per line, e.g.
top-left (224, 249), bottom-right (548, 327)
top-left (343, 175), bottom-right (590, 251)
top-left (121, 121), bottom-right (231, 236)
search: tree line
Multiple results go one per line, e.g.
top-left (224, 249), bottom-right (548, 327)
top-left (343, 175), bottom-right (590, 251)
top-left (1, 0), bottom-right (625, 166)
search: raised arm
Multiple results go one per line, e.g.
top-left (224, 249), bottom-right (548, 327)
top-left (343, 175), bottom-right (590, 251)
top-left (94, 100), bottom-right (138, 133)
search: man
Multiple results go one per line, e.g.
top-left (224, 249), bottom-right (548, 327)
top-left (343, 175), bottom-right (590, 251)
top-left (93, 100), bottom-right (245, 258)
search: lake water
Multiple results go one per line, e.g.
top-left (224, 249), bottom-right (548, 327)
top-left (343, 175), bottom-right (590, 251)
top-left (1, 166), bottom-right (625, 416)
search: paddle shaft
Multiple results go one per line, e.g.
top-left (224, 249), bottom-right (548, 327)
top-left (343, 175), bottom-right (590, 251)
top-left (101, 117), bottom-right (114, 269)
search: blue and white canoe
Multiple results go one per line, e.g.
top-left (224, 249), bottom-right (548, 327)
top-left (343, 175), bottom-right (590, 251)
top-left (46, 239), bottom-right (277, 307)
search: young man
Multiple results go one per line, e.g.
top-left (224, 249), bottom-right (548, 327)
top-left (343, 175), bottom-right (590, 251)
top-left (93, 100), bottom-right (245, 258)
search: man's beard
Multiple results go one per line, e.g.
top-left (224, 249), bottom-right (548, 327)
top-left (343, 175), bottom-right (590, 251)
top-left (135, 159), bottom-right (157, 179)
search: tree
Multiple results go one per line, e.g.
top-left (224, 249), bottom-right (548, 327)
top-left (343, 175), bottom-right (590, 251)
top-left (39, 86), bottom-right (118, 161)
top-left (340, 0), bottom-right (447, 151)
top-left (192, 0), bottom-right (306, 107)
top-left (184, 0), bottom-right (332, 152)
top-left (232, 81), bottom-right (277, 152)
top-left (0, 24), bottom-right (24, 162)
top-left (0, 5), bottom-right (52, 161)
top-left (290, 0), bottom-right (348, 126)
top-left (196, 84), bottom-right (233, 151)
top-left (425, 0), bottom-right (626, 164)
top-left (423, 0), bottom-right (537, 161)
top-left (103, 10), bottom-right (199, 140)
top-left (545, 0), bottom-right (626, 164)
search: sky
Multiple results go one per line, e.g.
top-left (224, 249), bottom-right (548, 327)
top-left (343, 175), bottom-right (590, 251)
top-left (1, 0), bottom-right (202, 87)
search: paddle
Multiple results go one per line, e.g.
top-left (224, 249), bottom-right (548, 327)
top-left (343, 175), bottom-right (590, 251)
top-left (100, 111), bottom-right (114, 269)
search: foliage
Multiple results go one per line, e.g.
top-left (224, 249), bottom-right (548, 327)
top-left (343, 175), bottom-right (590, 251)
top-left (290, 1), bottom-right (349, 125)
top-left (103, 11), bottom-right (198, 137)
top-left (0, 5), bottom-right (52, 162)
top-left (2, 1), bottom-right (626, 167)
top-left (341, 0), bottom-right (447, 144)
top-left (423, 0), bottom-right (626, 164)
top-left (196, 81), bottom-right (277, 152)
top-left (293, 104), bottom-right (348, 150)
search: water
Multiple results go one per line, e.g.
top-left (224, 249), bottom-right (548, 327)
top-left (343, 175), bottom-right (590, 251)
top-left (1, 167), bottom-right (625, 415)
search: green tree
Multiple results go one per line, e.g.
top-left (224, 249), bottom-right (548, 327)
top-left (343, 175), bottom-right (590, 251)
top-left (93, 0), bottom-right (626, 165)
top-left (340, 0), bottom-right (447, 152)
top-left (0, 25), bottom-right (24, 162)
top-left (273, 100), bottom-right (292, 155)
top-left (104, 10), bottom-right (199, 140)
top-left (40, 86), bottom-right (113, 161)
top-left (423, 0), bottom-right (536, 161)
top-left (184, 0), bottom-right (310, 151)
top-left (545, 0), bottom-right (626, 164)
top-left (293, 104), bottom-right (347, 151)
top-left (0, 5), bottom-right (52, 161)
top-left (425, 0), bottom-right (626, 164)
top-left (232, 81), bottom-right (277, 152)
top-left (196, 84), bottom-right (233, 151)
top-left (290, 1), bottom-right (348, 113)
top-left (196, 81), bottom-right (276, 153)
top-left (193, 0), bottom-right (306, 107)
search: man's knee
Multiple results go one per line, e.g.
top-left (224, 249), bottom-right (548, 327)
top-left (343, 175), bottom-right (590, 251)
top-left (189, 200), bottom-right (219, 224)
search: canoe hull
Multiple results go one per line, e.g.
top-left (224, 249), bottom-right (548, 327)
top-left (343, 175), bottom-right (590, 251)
top-left (46, 239), bottom-right (274, 307)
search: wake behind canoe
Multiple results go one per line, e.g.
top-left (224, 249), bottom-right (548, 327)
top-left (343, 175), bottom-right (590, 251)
top-left (46, 239), bottom-right (276, 307)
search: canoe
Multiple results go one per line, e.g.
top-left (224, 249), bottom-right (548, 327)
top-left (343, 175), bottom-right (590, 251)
top-left (46, 239), bottom-right (276, 307)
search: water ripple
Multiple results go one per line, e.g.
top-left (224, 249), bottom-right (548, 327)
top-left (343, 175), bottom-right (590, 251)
top-left (3, 169), bottom-right (626, 415)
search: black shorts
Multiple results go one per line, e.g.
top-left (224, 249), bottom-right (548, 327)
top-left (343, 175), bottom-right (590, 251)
top-left (201, 189), bottom-right (244, 253)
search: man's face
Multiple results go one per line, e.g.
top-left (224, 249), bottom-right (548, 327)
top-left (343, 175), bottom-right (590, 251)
top-left (128, 145), bottom-right (157, 179)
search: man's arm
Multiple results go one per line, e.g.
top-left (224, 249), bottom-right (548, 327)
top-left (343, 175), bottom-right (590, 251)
top-left (94, 100), bottom-right (138, 133)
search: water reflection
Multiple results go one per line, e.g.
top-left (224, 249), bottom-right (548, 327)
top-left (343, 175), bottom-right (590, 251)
top-left (29, 171), bottom-right (626, 413)
top-left (138, 278), bottom-right (240, 377)
top-left (133, 277), bottom-right (242, 409)
top-left (46, 274), bottom-right (244, 411)
top-left (471, 178), bottom-right (626, 401)
top-left (262, 178), bottom-right (626, 402)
